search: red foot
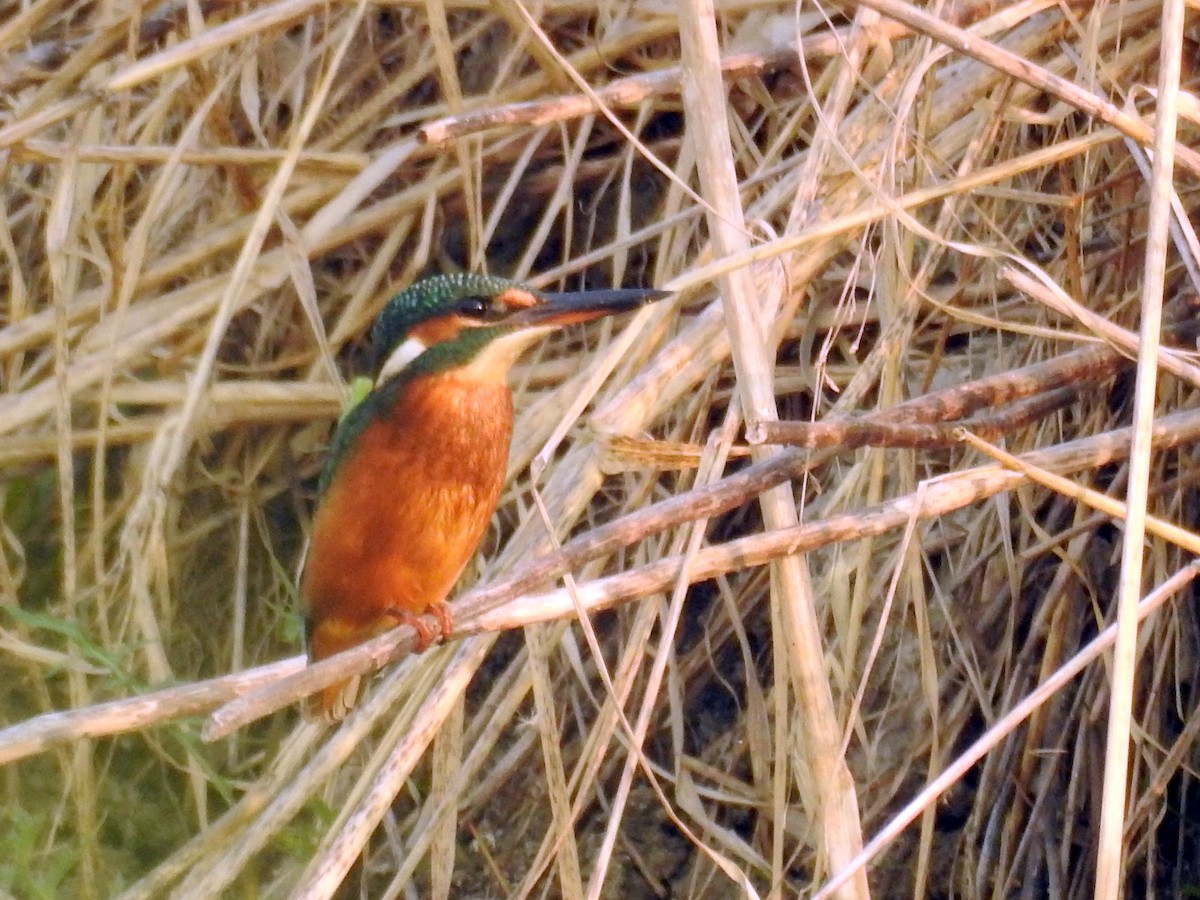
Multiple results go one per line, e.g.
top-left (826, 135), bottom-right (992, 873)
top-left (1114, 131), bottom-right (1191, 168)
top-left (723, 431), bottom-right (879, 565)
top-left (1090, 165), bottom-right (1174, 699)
top-left (385, 602), bottom-right (454, 650)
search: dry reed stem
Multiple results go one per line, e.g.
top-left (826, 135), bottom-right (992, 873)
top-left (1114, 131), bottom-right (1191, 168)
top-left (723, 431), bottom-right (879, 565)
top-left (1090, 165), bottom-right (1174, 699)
top-left (680, 1), bottom-right (872, 896)
top-left (3, 1), bottom-right (1199, 897)
top-left (1096, 4), bottom-right (1188, 895)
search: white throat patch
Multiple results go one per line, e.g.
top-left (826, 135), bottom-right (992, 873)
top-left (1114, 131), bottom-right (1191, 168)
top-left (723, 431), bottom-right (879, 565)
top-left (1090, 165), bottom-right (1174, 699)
top-left (376, 335), bottom-right (427, 386)
top-left (458, 326), bottom-right (550, 384)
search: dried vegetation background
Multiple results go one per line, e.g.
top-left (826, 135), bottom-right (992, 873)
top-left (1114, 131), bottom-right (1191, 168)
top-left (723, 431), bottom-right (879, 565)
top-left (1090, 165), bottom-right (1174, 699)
top-left (1, 0), bottom-right (1199, 898)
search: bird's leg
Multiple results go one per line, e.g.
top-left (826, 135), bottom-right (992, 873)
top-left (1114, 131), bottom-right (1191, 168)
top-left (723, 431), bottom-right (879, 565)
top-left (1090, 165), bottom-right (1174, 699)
top-left (384, 602), bottom-right (454, 651)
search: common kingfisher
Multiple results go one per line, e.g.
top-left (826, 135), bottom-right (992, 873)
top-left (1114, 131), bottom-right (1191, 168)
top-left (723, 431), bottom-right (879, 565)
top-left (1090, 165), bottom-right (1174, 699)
top-left (301, 273), bottom-right (669, 721)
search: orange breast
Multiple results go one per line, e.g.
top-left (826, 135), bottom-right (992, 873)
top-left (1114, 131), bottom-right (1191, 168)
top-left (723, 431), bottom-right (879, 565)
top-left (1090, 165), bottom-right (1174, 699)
top-left (302, 373), bottom-right (513, 660)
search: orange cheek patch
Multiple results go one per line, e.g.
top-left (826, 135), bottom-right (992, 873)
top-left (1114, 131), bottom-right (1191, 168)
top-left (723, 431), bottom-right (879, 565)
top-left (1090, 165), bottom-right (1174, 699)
top-left (410, 316), bottom-right (464, 345)
top-left (496, 288), bottom-right (539, 310)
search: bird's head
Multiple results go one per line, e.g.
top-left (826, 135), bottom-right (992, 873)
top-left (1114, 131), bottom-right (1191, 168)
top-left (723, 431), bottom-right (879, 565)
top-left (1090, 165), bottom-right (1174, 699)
top-left (370, 273), bottom-right (670, 386)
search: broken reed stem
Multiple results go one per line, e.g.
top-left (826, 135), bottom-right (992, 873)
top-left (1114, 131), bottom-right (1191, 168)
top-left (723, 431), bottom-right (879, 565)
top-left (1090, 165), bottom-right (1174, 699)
top-left (752, 335), bottom-right (1128, 451)
top-left (754, 387), bottom-right (1083, 449)
top-left (0, 658), bottom-right (304, 766)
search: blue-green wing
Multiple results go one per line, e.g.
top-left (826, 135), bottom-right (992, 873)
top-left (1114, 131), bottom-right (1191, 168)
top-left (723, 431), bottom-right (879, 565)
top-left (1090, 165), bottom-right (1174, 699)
top-left (318, 383), bottom-right (385, 494)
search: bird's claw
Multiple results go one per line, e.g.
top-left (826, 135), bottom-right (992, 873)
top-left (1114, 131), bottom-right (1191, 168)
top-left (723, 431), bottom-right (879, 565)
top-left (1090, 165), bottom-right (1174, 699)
top-left (385, 602), bottom-right (453, 651)
top-left (429, 601), bottom-right (453, 644)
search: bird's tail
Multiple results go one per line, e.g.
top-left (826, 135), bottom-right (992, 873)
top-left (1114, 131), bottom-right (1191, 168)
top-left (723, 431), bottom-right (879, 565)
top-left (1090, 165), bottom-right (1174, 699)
top-left (303, 616), bottom-right (365, 723)
top-left (304, 676), bottom-right (361, 723)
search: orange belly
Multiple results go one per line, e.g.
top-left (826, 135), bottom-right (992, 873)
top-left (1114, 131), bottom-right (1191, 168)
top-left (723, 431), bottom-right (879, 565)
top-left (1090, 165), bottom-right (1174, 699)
top-left (302, 373), bottom-right (512, 714)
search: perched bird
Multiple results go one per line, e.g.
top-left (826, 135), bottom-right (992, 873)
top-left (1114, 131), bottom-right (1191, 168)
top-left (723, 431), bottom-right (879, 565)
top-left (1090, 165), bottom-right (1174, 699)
top-left (301, 273), bottom-right (669, 721)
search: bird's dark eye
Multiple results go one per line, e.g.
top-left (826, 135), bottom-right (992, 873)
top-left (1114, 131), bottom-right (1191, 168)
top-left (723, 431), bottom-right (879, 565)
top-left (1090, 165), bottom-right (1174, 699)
top-left (456, 296), bottom-right (489, 318)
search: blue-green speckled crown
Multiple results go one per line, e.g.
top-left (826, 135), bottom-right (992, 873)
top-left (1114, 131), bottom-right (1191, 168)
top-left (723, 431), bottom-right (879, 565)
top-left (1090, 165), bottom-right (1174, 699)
top-left (371, 273), bottom-right (525, 369)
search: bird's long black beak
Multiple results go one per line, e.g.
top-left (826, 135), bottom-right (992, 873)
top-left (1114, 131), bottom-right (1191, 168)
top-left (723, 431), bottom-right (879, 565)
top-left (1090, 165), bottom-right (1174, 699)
top-left (509, 286), bottom-right (672, 328)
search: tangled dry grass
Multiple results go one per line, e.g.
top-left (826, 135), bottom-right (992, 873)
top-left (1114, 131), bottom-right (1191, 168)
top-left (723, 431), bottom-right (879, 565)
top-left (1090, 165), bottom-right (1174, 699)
top-left (1, 0), bottom-right (1199, 897)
